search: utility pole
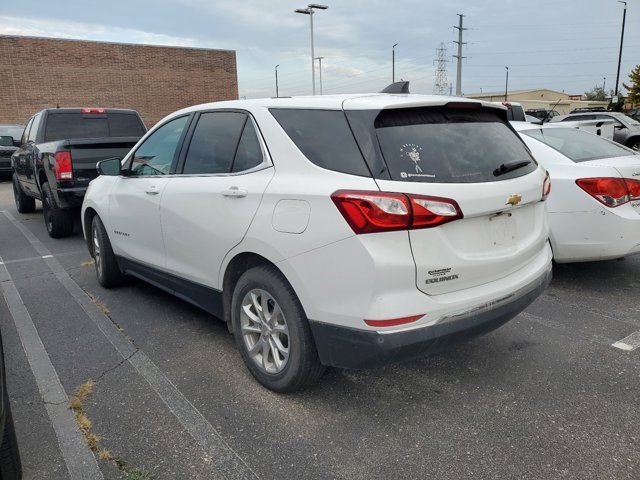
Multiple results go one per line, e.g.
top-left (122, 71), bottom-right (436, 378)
top-left (614, 0), bottom-right (627, 98)
top-left (603, 76), bottom-right (606, 94)
top-left (275, 64), bottom-right (280, 98)
top-left (433, 43), bottom-right (449, 95)
top-left (453, 13), bottom-right (467, 96)
top-left (392, 43), bottom-right (398, 82)
top-left (295, 4), bottom-right (328, 95)
top-left (316, 57), bottom-right (324, 95)
top-left (504, 66), bottom-right (509, 101)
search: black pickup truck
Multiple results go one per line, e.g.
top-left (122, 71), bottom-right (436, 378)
top-left (11, 108), bottom-right (146, 237)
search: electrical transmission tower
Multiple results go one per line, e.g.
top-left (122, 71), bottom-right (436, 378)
top-left (433, 43), bottom-right (449, 95)
top-left (453, 13), bottom-right (467, 96)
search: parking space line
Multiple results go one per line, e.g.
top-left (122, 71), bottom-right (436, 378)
top-left (612, 331), bottom-right (640, 351)
top-left (0, 256), bottom-right (104, 480)
top-left (0, 250), bottom-right (87, 266)
top-left (2, 210), bottom-right (259, 480)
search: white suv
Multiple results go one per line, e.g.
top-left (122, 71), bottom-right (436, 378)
top-left (82, 94), bottom-right (552, 392)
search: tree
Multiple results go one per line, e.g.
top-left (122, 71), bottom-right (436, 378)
top-left (584, 85), bottom-right (607, 101)
top-left (623, 64), bottom-right (640, 105)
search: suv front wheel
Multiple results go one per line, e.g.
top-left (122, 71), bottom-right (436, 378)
top-left (231, 265), bottom-right (325, 392)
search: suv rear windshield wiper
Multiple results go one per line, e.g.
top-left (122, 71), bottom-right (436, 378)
top-left (493, 160), bottom-right (532, 177)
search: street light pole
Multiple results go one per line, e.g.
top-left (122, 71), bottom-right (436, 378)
top-left (614, 0), bottom-right (627, 98)
top-left (505, 66), bottom-right (509, 102)
top-left (275, 64), bottom-right (280, 98)
top-left (295, 4), bottom-right (328, 95)
top-left (316, 57), bottom-right (324, 95)
top-left (603, 76), bottom-right (606, 94)
top-left (392, 43), bottom-right (398, 83)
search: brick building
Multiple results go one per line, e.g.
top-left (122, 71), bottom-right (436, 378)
top-left (0, 35), bottom-right (238, 128)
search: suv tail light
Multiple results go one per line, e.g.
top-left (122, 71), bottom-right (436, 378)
top-left (331, 190), bottom-right (463, 234)
top-left (54, 151), bottom-right (73, 180)
top-left (542, 171), bottom-right (551, 201)
top-left (576, 177), bottom-right (640, 207)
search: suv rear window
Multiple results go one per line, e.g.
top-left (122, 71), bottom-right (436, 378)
top-left (44, 112), bottom-right (146, 142)
top-left (270, 109), bottom-right (370, 176)
top-left (369, 107), bottom-right (537, 183)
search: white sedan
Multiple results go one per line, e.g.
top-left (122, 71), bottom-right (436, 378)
top-left (513, 122), bottom-right (640, 263)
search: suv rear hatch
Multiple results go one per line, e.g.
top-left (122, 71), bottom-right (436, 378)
top-left (344, 100), bottom-right (548, 295)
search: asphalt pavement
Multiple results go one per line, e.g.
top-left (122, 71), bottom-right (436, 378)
top-left (0, 178), bottom-right (638, 480)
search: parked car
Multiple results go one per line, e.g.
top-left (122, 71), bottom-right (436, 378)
top-left (569, 107), bottom-right (607, 114)
top-left (11, 108), bottom-right (146, 238)
top-left (0, 125), bottom-right (24, 179)
top-left (82, 95), bottom-right (552, 392)
top-left (526, 109), bottom-right (560, 122)
top-left (493, 101), bottom-right (526, 122)
top-left (551, 111), bottom-right (640, 151)
top-left (0, 330), bottom-right (22, 479)
top-left (513, 121), bottom-right (640, 263)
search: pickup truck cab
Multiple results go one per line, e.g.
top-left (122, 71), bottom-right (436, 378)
top-left (11, 108), bottom-right (146, 237)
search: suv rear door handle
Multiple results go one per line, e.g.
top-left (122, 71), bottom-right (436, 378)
top-left (145, 186), bottom-right (160, 195)
top-left (222, 187), bottom-right (248, 198)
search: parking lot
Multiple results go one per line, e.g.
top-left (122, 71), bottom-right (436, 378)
top-left (0, 177), bottom-right (638, 479)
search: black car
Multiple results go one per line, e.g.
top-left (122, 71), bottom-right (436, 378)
top-left (0, 126), bottom-right (24, 178)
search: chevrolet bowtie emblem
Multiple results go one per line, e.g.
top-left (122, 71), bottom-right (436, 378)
top-left (506, 194), bottom-right (522, 206)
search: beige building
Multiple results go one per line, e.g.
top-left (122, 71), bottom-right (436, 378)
top-left (466, 88), bottom-right (609, 115)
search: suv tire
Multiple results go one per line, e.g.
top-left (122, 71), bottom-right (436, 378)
top-left (12, 174), bottom-right (35, 214)
top-left (231, 265), bottom-right (325, 392)
top-left (42, 182), bottom-right (74, 238)
top-left (91, 216), bottom-right (124, 288)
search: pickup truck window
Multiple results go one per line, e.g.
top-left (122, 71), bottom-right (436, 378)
top-left (129, 115), bottom-right (189, 177)
top-left (21, 118), bottom-right (33, 145)
top-left (44, 112), bottom-right (146, 142)
top-left (28, 113), bottom-right (42, 143)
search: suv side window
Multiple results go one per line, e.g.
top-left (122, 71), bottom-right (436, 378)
top-left (28, 113), bottom-right (42, 143)
top-left (182, 112), bottom-right (246, 175)
top-left (21, 117), bottom-right (34, 145)
top-left (564, 115), bottom-right (595, 122)
top-left (129, 115), bottom-right (189, 177)
top-left (232, 119), bottom-right (264, 172)
top-left (595, 114), bottom-right (624, 127)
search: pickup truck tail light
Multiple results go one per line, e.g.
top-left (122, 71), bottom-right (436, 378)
top-left (331, 190), bottom-right (463, 234)
top-left (576, 177), bottom-right (640, 207)
top-left (54, 151), bottom-right (73, 180)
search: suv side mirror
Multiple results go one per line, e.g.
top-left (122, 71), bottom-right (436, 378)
top-left (0, 136), bottom-right (13, 147)
top-left (97, 157), bottom-right (122, 176)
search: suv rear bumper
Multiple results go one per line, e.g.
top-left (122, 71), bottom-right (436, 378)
top-left (309, 265), bottom-right (552, 369)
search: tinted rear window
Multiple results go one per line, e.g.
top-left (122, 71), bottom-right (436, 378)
top-left (270, 109), bottom-right (370, 176)
top-left (44, 113), bottom-right (146, 142)
top-left (372, 108), bottom-right (536, 183)
top-left (522, 127), bottom-right (636, 162)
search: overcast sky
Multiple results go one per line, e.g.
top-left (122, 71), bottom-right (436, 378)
top-left (1, 0), bottom-right (638, 99)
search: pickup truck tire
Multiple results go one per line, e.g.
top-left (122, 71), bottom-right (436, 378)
top-left (42, 182), bottom-right (74, 238)
top-left (12, 174), bottom-right (35, 214)
top-left (231, 265), bottom-right (325, 392)
top-left (0, 402), bottom-right (22, 480)
top-left (91, 216), bottom-right (124, 288)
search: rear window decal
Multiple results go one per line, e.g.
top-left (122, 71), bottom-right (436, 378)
top-left (399, 143), bottom-right (436, 179)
